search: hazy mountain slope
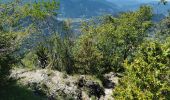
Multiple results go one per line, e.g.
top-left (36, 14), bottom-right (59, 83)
top-left (147, 2), bottom-right (170, 15)
top-left (107, 0), bottom-right (170, 15)
top-left (59, 0), bottom-right (120, 18)
top-left (2, 0), bottom-right (169, 18)
top-left (106, 0), bottom-right (140, 6)
top-left (59, 0), bottom-right (170, 18)
top-left (107, 0), bottom-right (156, 4)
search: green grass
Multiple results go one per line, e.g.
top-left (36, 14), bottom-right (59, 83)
top-left (0, 81), bottom-right (46, 100)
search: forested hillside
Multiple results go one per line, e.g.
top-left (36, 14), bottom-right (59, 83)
top-left (0, 0), bottom-right (170, 100)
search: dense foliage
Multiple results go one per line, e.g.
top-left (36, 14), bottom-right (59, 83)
top-left (0, 0), bottom-right (170, 100)
top-left (113, 40), bottom-right (170, 99)
top-left (0, 0), bottom-right (59, 86)
top-left (73, 6), bottom-right (152, 74)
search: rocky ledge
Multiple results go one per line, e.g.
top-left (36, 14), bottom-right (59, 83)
top-left (10, 68), bottom-right (118, 100)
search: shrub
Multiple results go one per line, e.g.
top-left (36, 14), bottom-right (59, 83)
top-left (113, 41), bottom-right (170, 100)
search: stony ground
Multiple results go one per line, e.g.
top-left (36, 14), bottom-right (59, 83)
top-left (10, 68), bottom-right (118, 100)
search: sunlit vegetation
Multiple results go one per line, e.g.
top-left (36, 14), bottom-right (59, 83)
top-left (0, 0), bottom-right (170, 100)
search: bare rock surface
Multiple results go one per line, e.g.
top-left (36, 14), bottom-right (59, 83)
top-left (10, 68), bottom-right (117, 100)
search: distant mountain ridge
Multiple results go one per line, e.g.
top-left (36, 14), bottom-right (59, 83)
top-left (1, 0), bottom-right (169, 19)
top-left (58, 0), bottom-right (120, 18)
top-left (59, 0), bottom-right (170, 18)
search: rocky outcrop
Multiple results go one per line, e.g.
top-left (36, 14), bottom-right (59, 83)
top-left (77, 76), bottom-right (105, 99)
top-left (103, 72), bottom-right (118, 89)
top-left (10, 68), bottom-right (118, 100)
top-left (10, 68), bottom-right (80, 99)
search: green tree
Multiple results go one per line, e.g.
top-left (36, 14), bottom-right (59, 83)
top-left (73, 24), bottom-right (103, 74)
top-left (73, 6), bottom-right (152, 74)
top-left (113, 40), bottom-right (170, 100)
top-left (155, 13), bottom-right (170, 41)
top-left (33, 20), bottom-right (75, 74)
top-left (0, 0), bottom-right (59, 86)
top-left (160, 0), bottom-right (168, 5)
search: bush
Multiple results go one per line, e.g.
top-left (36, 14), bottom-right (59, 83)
top-left (113, 41), bottom-right (170, 100)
